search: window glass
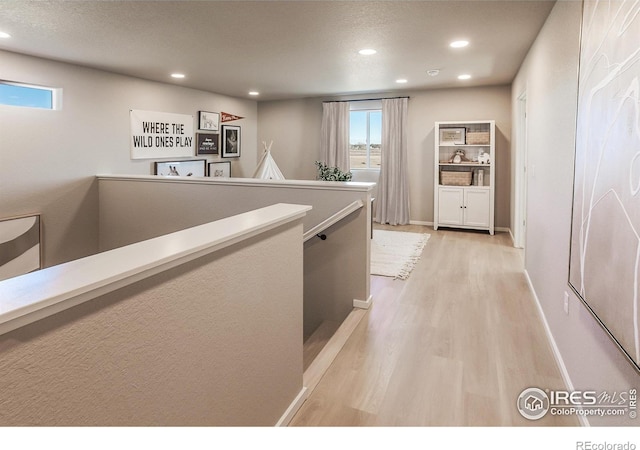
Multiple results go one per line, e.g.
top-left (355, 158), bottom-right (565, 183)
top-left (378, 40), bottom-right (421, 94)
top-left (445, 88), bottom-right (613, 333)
top-left (349, 109), bottom-right (381, 169)
top-left (0, 82), bottom-right (54, 109)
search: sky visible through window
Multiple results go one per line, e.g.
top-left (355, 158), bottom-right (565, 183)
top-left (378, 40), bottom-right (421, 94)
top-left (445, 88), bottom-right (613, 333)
top-left (0, 83), bottom-right (53, 109)
top-left (350, 110), bottom-right (382, 145)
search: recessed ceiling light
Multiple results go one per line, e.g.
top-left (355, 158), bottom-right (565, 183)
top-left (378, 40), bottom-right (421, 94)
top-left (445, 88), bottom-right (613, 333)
top-left (458, 74), bottom-right (472, 80)
top-left (358, 49), bottom-right (377, 55)
top-left (426, 69), bottom-right (440, 77)
top-left (171, 73), bottom-right (185, 79)
top-left (396, 79), bottom-right (408, 84)
top-left (248, 91), bottom-right (260, 96)
top-left (450, 40), bottom-right (469, 48)
top-left (0, 31), bottom-right (11, 39)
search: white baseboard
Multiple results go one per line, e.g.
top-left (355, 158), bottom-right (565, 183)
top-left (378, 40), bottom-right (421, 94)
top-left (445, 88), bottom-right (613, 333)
top-left (524, 270), bottom-right (590, 427)
top-left (408, 221), bottom-right (510, 234)
top-left (353, 295), bottom-right (373, 309)
top-left (275, 386), bottom-right (308, 426)
top-left (409, 220), bottom-right (433, 226)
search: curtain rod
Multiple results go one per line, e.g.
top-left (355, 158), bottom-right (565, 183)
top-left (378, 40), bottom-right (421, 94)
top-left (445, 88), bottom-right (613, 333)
top-left (322, 96), bottom-right (409, 103)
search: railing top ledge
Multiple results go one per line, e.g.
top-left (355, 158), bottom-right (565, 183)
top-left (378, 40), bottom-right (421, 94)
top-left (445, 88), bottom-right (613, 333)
top-left (0, 203), bottom-right (311, 337)
top-left (97, 174), bottom-right (376, 193)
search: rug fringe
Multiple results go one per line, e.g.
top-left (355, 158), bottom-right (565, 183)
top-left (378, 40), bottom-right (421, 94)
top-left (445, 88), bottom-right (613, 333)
top-left (395, 235), bottom-right (429, 280)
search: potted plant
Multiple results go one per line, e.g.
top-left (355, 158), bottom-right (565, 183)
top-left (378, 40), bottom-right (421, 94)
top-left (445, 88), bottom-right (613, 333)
top-left (315, 161), bottom-right (353, 181)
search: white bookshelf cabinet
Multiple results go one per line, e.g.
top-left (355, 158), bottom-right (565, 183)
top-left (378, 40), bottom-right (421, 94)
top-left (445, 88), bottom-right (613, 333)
top-left (433, 120), bottom-right (495, 235)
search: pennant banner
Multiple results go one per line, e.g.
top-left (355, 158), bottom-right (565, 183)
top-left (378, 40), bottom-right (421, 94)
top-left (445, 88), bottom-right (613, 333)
top-left (221, 111), bottom-right (245, 122)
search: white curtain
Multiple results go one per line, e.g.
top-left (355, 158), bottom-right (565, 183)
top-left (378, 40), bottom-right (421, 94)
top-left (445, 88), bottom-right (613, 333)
top-left (320, 101), bottom-right (350, 172)
top-left (375, 97), bottom-right (410, 225)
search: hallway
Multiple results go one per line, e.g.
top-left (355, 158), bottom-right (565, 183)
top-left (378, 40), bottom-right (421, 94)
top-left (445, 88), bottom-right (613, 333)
top-left (291, 225), bottom-right (577, 426)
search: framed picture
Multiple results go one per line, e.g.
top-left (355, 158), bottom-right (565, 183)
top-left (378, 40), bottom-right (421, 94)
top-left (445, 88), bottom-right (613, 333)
top-left (222, 125), bottom-right (241, 158)
top-left (439, 127), bottom-right (466, 146)
top-left (0, 214), bottom-right (42, 282)
top-left (568, 0), bottom-right (640, 372)
top-left (208, 161), bottom-right (231, 178)
top-left (199, 111), bottom-right (219, 131)
top-left (154, 159), bottom-right (206, 177)
top-left (196, 133), bottom-right (219, 155)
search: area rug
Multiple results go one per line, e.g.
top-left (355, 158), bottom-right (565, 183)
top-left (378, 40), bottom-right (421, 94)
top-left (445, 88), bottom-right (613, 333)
top-left (371, 230), bottom-right (430, 280)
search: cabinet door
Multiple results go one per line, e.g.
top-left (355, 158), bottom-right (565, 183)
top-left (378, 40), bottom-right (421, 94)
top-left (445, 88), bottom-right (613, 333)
top-left (438, 187), bottom-right (464, 225)
top-left (464, 189), bottom-right (490, 228)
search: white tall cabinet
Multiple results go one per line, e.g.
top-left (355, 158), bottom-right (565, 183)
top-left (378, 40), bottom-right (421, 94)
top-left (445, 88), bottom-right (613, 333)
top-left (434, 120), bottom-right (495, 235)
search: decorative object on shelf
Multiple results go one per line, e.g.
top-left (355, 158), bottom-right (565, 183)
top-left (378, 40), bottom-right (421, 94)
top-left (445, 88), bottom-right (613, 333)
top-left (439, 127), bottom-right (466, 146)
top-left (196, 133), bottom-right (219, 155)
top-left (221, 125), bottom-right (241, 158)
top-left (477, 169), bottom-right (484, 186)
top-left (478, 151), bottom-right (491, 164)
top-left (449, 149), bottom-right (471, 164)
top-left (0, 214), bottom-right (41, 282)
top-left (198, 111), bottom-right (219, 131)
top-left (441, 170), bottom-right (472, 186)
top-left (466, 131), bottom-right (490, 145)
top-left (207, 161), bottom-right (231, 178)
top-left (315, 161), bottom-right (353, 181)
top-left (154, 159), bottom-right (206, 177)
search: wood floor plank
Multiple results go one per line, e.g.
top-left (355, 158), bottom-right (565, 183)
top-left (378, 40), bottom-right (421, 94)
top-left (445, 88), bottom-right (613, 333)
top-left (290, 226), bottom-right (579, 427)
top-left (303, 320), bottom-right (341, 370)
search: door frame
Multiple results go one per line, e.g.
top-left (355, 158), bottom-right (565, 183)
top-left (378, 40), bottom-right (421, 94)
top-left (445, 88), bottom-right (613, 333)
top-left (514, 90), bottom-right (528, 250)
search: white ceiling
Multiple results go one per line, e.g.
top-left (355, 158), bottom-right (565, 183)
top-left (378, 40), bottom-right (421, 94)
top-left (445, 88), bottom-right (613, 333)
top-left (0, 0), bottom-right (556, 101)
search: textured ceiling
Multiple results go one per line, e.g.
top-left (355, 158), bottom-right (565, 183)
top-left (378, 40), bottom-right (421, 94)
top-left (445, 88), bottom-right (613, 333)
top-left (0, 0), bottom-right (556, 101)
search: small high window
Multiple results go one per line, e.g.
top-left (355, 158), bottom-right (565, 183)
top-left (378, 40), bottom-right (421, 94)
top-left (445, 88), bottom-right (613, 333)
top-left (0, 81), bottom-right (58, 110)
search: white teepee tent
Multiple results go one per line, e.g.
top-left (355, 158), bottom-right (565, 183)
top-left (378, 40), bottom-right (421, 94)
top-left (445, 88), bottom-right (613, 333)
top-left (253, 141), bottom-right (285, 180)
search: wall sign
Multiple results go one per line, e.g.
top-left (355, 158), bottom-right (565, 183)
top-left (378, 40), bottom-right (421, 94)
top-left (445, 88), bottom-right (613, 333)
top-left (130, 109), bottom-right (194, 159)
top-left (196, 133), bottom-right (219, 155)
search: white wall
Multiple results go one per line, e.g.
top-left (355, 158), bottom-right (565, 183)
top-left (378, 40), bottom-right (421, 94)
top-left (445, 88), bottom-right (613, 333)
top-left (0, 218), bottom-right (304, 426)
top-left (97, 176), bottom-right (373, 339)
top-left (257, 97), bottom-right (322, 181)
top-left (512, 0), bottom-right (639, 425)
top-left (258, 86), bottom-right (512, 228)
top-left (0, 50), bottom-right (258, 267)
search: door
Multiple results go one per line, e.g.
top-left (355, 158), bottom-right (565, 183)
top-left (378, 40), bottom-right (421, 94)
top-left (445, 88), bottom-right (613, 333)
top-left (463, 189), bottom-right (490, 228)
top-left (438, 187), bottom-right (464, 225)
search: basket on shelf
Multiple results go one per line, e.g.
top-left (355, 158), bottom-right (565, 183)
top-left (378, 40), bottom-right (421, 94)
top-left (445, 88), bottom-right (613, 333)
top-left (466, 131), bottom-right (490, 145)
top-left (440, 170), bottom-right (472, 186)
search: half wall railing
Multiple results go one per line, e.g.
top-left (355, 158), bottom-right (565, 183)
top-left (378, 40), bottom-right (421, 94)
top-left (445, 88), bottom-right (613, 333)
top-left (303, 200), bottom-right (364, 242)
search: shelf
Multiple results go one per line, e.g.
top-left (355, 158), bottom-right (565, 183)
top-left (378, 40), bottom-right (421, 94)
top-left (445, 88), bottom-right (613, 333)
top-left (439, 184), bottom-right (490, 189)
top-left (439, 163), bottom-right (492, 167)
top-left (439, 144), bottom-right (490, 147)
top-left (434, 120), bottom-right (495, 235)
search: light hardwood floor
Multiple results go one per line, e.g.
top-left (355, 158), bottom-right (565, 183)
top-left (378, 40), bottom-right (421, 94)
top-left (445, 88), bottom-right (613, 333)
top-left (291, 225), bottom-right (578, 426)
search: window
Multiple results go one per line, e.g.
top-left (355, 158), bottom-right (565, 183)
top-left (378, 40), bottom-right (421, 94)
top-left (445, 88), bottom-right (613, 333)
top-left (0, 81), bottom-right (58, 109)
top-left (349, 108), bottom-right (381, 169)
